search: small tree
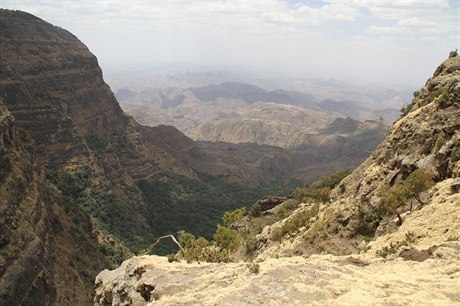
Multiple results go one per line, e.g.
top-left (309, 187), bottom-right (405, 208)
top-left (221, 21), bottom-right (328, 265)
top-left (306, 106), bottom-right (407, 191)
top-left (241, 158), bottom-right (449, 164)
top-left (449, 49), bottom-right (458, 58)
top-left (213, 224), bottom-right (239, 252)
top-left (378, 185), bottom-right (406, 225)
top-left (177, 230), bottom-right (196, 249)
top-left (403, 169), bottom-right (434, 209)
top-left (318, 187), bottom-right (331, 203)
top-left (378, 169), bottom-right (434, 225)
top-left (222, 207), bottom-right (245, 227)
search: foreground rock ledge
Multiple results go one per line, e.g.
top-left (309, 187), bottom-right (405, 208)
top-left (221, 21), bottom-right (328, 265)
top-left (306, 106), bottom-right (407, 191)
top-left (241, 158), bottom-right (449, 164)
top-left (94, 247), bottom-right (460, 306)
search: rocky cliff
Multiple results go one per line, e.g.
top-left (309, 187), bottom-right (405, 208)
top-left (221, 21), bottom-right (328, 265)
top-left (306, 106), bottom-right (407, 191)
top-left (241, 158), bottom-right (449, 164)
top-left (251, 56), bottom-right (460, 259)
top-left (0, 101), bottom-right (112, 305)
top-left (93, 57), bottom-right (459, 305)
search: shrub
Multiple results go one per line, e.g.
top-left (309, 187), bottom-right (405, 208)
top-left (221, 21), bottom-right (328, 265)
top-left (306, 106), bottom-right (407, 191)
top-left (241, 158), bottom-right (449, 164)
top-left (291, 170), bottom-right (350, 204)
top-left (352, 204), bottom-right (383, 236)
top-left (449, 49), bottom-right (458, 58)
top-left (176, 229), bottom-right (236, 263)
top-left (244, 235), bottom-right (258, 255)
top-left (378, 185), bottom-right (406, 224)
top-left (85, 133), bottom-right (108, 151)
top-left (214, 225), bottom-right (239, 252)
top-left (424, 88), bottom-right (448, 106)
top-left (177, 230), bottom-right (197, 249)
top-left (45, 168), bottom-right (90, 198)
top-left (247, 263), bottom-right (260, 274)
top-left (318, 187), bottom-right (331, 203)
top-left (4, 176), bottom-right (24, 206)
top-left (276, 199), bottom-right (300, 219)
top-left (400, 105), bottom-right (410, 116)
top-left (271, 204), bottom-right (319, 241)
top-left (376, 241), bottom-right (406, 258)
top-left (223, 207), bottom-right (245, 227)
top-left (403, 169), bottom-right (434, 206)
top-left (378, 169), bottom-right (434, 224)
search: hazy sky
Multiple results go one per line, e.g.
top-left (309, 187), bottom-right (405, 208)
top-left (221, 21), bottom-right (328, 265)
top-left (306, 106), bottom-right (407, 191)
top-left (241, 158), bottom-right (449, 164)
top-left (1, 0), bottom-right (459, 88)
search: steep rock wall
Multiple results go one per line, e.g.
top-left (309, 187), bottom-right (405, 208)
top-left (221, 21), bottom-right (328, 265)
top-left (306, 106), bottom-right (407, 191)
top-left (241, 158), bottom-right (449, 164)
top-left (0, 103), bottom-right (110, 305)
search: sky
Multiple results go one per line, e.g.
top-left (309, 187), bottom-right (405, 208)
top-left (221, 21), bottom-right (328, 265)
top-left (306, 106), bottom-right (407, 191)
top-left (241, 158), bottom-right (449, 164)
top-left (1, 0), bottom-right (459, 88)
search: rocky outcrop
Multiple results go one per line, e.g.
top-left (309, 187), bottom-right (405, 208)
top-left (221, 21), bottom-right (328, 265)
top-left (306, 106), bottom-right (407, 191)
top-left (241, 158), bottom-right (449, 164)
top-left (0, 102), bottom-right (15, 149)
top-left (342, 56), bottom-right (459, 201)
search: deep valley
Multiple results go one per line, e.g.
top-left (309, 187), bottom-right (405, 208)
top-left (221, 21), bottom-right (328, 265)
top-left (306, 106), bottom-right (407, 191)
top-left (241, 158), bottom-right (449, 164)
top-left (0, 7), bottom-right (458, 306)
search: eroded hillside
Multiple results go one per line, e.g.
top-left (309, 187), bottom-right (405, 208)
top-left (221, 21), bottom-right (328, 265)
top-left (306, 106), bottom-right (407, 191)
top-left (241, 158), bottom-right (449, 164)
top-left (0, 101), bottom-right (116, 305)
top-left (94, 57), bottom-right (460, 305)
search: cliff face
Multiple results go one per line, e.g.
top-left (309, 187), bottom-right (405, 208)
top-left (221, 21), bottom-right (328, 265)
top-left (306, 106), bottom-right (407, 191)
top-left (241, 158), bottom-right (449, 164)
top-left (0, 9), bottom-right (193, 183)
top-left (342, 56), bottom-right (459, 201)
top-left (0, 102), bottom-right (111, 305)
top-left (93, 57), bottom-right (459, 305)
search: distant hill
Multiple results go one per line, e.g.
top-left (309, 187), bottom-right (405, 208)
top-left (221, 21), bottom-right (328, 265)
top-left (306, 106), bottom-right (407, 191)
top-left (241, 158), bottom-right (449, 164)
top-left (117, 80), bottom-right (400, 148)
top-left (190, 81), bottom-right (316, 106)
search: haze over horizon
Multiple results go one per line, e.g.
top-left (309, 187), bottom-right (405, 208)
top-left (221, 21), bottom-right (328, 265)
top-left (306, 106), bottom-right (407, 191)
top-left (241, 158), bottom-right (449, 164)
top-left (1, 0), bottom-right (458, 89)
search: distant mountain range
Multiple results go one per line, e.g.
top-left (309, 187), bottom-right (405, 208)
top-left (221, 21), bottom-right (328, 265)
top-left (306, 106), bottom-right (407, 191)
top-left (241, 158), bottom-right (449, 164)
top-left (116, 80), bottom-right (397, 148)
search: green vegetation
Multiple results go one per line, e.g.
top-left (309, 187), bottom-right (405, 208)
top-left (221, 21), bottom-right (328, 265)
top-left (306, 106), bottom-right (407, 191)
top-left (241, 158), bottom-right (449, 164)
top-left (276, 199), bottom-right (301, 219)
top-left (353, 204), bottom-right (382, 235)
top-left (143, 169), bottom-right (354, 261)
top-left (449, 49), bottom-right (458, 58)
top-left (271, 204), bottom-right (319, 241)
top-left (214, 224), bottom-right (239, 252)
top-left (302, 207), bottom-right (341, 246)
top-left (138, 173), bottom-right (294, 250)
top-left (223, 207), bottom-right (245, 227)
top-left (291, 170), bottom-right (351, 204)
top-left (425, 87), bottom-right (448, 107)
top-left (45, 167), bottom-right (150, 252)
top-left (4, 176), bottom-right (24, 207)
top-left (45, 166), bottom-right (294, 256)
top-left (354, 169), bottom-right (434, 236)
top-left (378, 169), bottom-right (434, 224)
top-left (376, 241), bottom-right (406, 258)
top-left (376, 232), bottom-right (416, 258)
top-left (246, 262), bottom-right (260, 274)
top-left (174, 230), bottom-right (231, 263)
top-left (85, 133), bottom-right (108, 151)
top-left (400, 105), bottom-right (410, 116)
top-left (45, 168), bottom-right (90, 198)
